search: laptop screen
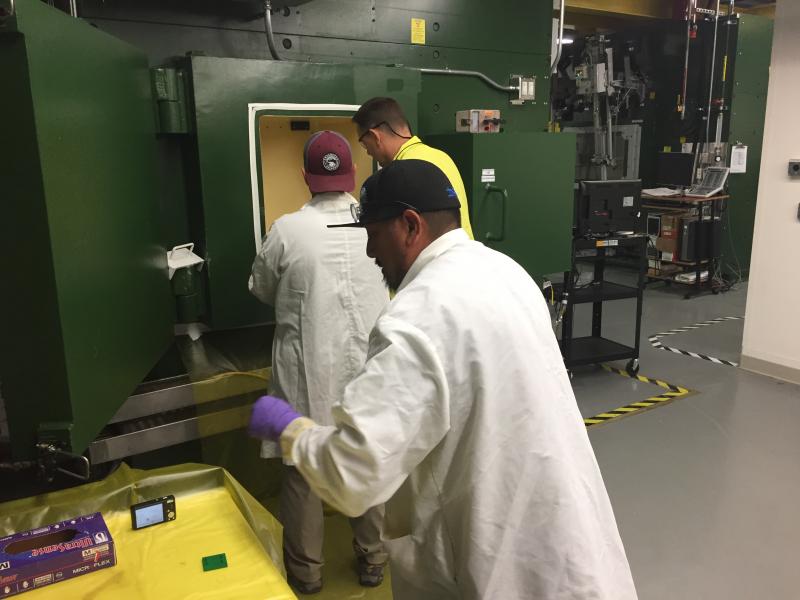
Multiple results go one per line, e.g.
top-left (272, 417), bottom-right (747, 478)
top-left (699, 167), bottom-right (728, 190)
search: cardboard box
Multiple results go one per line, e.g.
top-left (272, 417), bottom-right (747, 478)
top-left (655, 236), bottom-right (679, 255)
top-left (660, 215), bottom-right (681, 239)
top-left (0, 513), bottom-right (116, 597)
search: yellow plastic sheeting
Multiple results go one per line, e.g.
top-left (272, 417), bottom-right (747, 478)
top-left (173, 333), bottom-right (283, 501)
top-left (0, 463), bottom-right (295, 599)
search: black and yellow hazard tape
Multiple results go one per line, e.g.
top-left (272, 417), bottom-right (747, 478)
top-left (649, 316), bottom-right (743, 367)
top-left (583, 365), bottom-right (692, 428)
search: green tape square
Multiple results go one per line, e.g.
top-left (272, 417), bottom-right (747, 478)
top-left (202, 553), bottom-right (228, 572)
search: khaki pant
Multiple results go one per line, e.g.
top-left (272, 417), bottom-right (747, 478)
top-left (280, 465), bottom-right (388, 584)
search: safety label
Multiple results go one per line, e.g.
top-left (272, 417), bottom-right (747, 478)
top-left (595, 239), bottom-right (619, 247)
top-left (481, 168), bottom-right (495, 183)
top-left (411, 18), bottom-right (426, 45)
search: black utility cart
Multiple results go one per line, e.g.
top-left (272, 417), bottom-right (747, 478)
top-left (559, 179), bottom-right (647, 376)
top-left (559, 234), bottom-right (648, 376)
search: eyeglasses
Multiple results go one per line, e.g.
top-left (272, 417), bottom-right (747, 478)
top-left (357, 123), bottom-right (383, 144)
top-left (350, 201), bottom-right (420, 224)
top-left (357, 122), bottom-right (413, 145)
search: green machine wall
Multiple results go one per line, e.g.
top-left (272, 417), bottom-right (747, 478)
top-left (183, 60), bottom-right (566, 328)
top-left (0, 0), bottom-right (569, 463)
top-left (77, 0), bottom-right (556, 135)
top-left (430, 132), bottom-right (576, 282)
top-left (153, 0), bottom-right (562, 329)
top-left (0, 0), bottom-right (174, 460)
top-left (184, 58), bottom-right (423, 328)
top-left (726, 14), bottom-right (773, 276)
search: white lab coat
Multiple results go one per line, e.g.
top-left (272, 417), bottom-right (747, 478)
top-left (285, 229), bottom-right (638, 599)
top-left (249, 192), bottom-right (388, 459)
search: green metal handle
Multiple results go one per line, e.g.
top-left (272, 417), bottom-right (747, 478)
top-left (483, 184), bottom-right (507, 242)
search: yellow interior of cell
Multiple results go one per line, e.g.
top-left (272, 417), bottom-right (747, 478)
top-left (259, 115), bottom-right (373, 231)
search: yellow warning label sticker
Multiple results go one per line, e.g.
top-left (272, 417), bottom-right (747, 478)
top-left (411, 18), bottom-right (426, 45)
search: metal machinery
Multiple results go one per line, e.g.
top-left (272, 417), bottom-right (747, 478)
top-left (550, 3), bottom-right (773, 273)
top-left (0, 0), bottom-right (576, 492)
top-left (551, 31), bottom-right (650, 373)
top-left (560, 34), bottom-right (647, 181)
top-left (548, 1), bottom-right (772, 369)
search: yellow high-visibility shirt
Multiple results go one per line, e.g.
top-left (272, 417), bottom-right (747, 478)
top-left (393, 136), bottom-right (474, 239)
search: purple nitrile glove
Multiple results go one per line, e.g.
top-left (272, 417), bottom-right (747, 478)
top-left (248, 395), bottom-right (302, 441)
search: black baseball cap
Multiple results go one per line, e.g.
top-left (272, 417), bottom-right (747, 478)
top-left (328, 159), bottom-right (460, 228)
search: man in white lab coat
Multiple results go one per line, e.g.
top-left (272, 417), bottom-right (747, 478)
top-left (249, 159), bottom-right (638, 599)
top-left (248, 130), bottom-right (389, 594)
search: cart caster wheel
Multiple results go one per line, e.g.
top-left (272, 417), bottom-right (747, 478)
top-left (626, 359), bottom-right (640, 376)
top-left (712, 287), bottom-right (720, 295)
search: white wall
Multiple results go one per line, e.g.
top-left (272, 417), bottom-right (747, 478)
top-left (741, 0), bottom-right (800, 384)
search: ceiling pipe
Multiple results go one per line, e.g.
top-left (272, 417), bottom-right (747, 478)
top-left (263, 0), bottom-right (282, 60)
top-left (551, 0), bottom-right (566, 73)
top-left (418, 68), bottom-right (517, 93)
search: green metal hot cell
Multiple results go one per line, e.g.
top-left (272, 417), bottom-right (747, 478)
top-left (726, 15), bottom-right (774, 274)
top-left (182, 57), bottom-right (422, 329)
top-left (0, 0), bottom-right (173, 460)
top-left (428, 132), bottom-right (576, 283)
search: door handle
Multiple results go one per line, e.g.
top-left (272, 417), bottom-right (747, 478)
top-left (483, 184), bottom-right (507, 241)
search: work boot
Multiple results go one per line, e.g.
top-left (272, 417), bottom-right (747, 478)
top-left (287, 573), bottom-right (323, 595)
top-left (356, 555), bottom-right (386, 587)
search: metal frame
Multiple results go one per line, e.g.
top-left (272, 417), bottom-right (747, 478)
top-left (642, 194), bottom-right (728, 298)
top-left (88, 404), bottom-right (251, 464)
top-left (560, 235), bottom-right (647, 374)
top-left (88, 371), bottom-right (267, 464)
top-left (564, 124), bottom-right (642, 180)
top-left (107, 379), bottom-right (195, 424)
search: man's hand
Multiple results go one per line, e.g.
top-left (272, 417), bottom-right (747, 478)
top-left (248, 395), bottom-right (302, 441)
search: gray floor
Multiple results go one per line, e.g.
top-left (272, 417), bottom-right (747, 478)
top-left (576, 278), bottom-right (800, 600)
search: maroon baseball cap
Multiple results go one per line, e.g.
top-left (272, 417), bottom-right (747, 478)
top-left (303, 130), bottom-right (355, 194)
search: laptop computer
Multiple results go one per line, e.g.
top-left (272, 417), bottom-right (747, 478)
top-left (684, 166), bottom-right (729, 198)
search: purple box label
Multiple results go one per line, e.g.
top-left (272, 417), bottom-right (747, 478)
top-left (0, 513), bottom-right (116, 597)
